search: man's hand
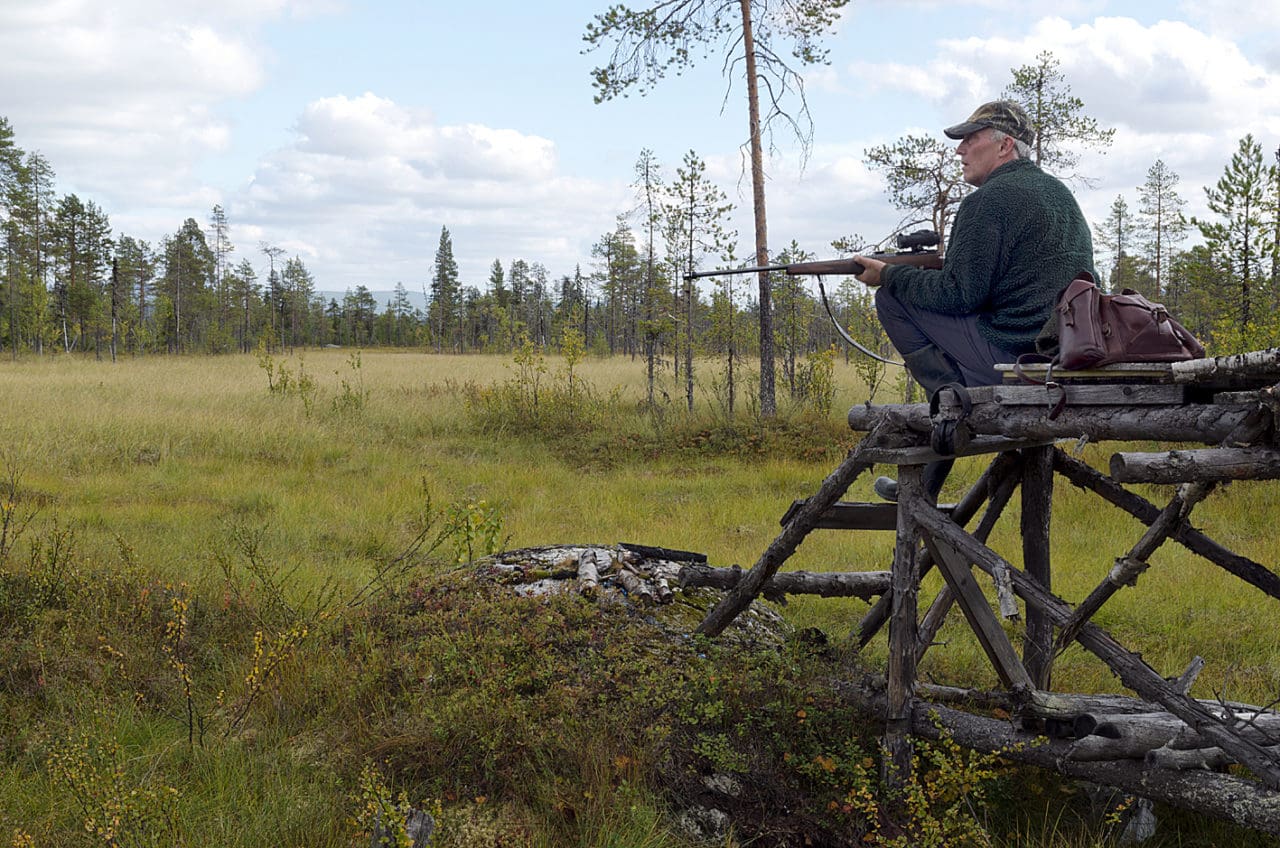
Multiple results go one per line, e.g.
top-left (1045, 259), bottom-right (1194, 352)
top-left (854, 256), bottom-right (886, 286)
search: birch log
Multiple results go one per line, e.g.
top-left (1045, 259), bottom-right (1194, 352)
top-left (848, 400), bottom-right (1255, 445)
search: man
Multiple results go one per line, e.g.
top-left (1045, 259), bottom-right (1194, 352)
top-left (854, 100), bottom-right (1096, 501)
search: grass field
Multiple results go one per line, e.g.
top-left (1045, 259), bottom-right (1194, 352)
top-left (1, 348), bottom-right (1278, 846)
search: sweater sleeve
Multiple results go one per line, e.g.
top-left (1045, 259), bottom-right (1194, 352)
top-left (881, 190), bottom-right (1005, 314)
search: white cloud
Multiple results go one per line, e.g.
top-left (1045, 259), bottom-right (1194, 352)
top-left (839, 14), bottom-right (1280, 233)
top-left (237, 93), bottom-right (626, 287)
top-left (0, 0), bottom-right (280, 210)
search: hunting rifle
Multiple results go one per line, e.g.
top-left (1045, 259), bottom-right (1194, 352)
top-left (684, 229), bottom-right (944, 365)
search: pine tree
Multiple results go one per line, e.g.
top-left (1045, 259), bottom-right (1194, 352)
top-left (428, 226), bottom-right (460, 352)
top-left (664, 149), bottom-right (735, 411)
top-left (632, 148), bottom-right (669, 408)
top-left (208, 205), bottom-right (234, 339)
top-left (1135, 160), bottom-right (1188, 303)
top-left (1095, 195), bottom-right (1135, 292)
top-left (1194, 134), bottom-right (1275, 327)
top-left (1003, 50), bottom-right (1114, 184)
top-left (864, 134), bottom-right (968, 244)
top-left (585, 0), bottom-right (850, 417)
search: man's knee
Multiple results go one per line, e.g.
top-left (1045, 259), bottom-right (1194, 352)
top-left (873, 285), bottom-right (901, 317)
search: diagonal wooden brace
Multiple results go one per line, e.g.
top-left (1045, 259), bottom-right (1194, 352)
top-left (1054, 480), bottom-right (1214, 651)
top-left (1052, 450), bottom-right (1280, 600)
top-left (911, 504), bottom-right (1280, 790)
top-left (694, 420), bottom-right (894, 637)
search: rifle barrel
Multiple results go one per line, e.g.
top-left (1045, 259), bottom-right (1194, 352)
top-left (684, 251), bottom-right (941, 281)
top-left (684, 263), bottom-right (788, 280)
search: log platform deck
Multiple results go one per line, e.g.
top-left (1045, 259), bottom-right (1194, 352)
top-left (694, 348), bottom-right (1280, 835)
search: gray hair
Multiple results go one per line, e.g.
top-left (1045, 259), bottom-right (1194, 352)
top-left (988, 127), bottom-right (1032, 159)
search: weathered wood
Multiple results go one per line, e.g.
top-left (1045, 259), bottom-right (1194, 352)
top-left (617, 542), bottom-right (708, 563)
top-left (1147, 745), bottom-right (1236, 771)
top-left (920, 529), bottom-right (1034, 690)
top-left (1110, 447), bottom-right (1280, 483)
top-left (856, 436), bottom-right (1057, 464)
top-left (1069, 714), bottom-right (1197, 761)
top-left (993, 383), bottom-right (1187, 406)
top-left (838, 678), bottom-right (1280, 835)
top-left (1175, 656), bottom-right (1206, 696)
top-left (914, 462), bottom-right (1021, 661)
top-left (1055, 481), bottom-right (1213, 651)
top-left (1170, 349), bottom-right (1280, 385)
top-left (1021, 446), bottom-right (1054, 688)
top-left (696, 423), bottom-right (889, 637)
top-left (884, 466), bottom-right (924, 787)
top-left (577, 549), bottom-right (603, 592)
top-left (1069, 710), bottom-right (1280, 761)
top-left (849, 399), bottom-right (1255, 444)
top-left (677, 564), bottom-right (890, 601)
top-left (1052, 449), bottom-right (1280, 601)
top-left (995, 361), bottom-right (1177, 382)
top-left (779, 500), bottom-right (909, 531)
top-left (1016, 689), bottom-right (1267, 727)
top-left (857, 452), bottom-right (1023, 648)
top-left (907, 700), bottom-right (1280, 835)
top-left (910, 504), bottom-right (1280, 789)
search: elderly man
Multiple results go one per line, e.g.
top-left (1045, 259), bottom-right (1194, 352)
top-left (855, 100), bottom-right (1096, 501)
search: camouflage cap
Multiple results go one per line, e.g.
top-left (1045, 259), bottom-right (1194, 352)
top-left (944, 100), bottom-right (1035, 146)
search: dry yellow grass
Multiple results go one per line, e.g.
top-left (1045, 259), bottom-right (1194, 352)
top-left (2, 349), bottom-right (1277, 706)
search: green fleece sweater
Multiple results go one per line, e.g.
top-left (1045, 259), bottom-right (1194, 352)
top-left (881, 157), bottom-right (1096, 355)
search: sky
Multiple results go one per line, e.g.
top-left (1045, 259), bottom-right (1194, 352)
top-left (3, 0), bottom-right (1280, 300)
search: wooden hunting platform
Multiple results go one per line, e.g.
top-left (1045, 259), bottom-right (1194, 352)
top-left (694, 348), bottom-right (1280, 835)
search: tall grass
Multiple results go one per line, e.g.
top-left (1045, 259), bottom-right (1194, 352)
top-left (1, 349), bottom-right (1277, 846)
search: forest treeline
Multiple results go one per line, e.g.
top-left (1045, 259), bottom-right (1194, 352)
top-left (3, 85), bottom-right (1280, 381)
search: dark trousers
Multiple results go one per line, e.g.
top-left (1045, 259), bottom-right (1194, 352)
top-left (874, 286), bottom-right (1015, 388)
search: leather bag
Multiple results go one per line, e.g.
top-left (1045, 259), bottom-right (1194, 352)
top-left (1055, 272), bottom-right (1204, 369)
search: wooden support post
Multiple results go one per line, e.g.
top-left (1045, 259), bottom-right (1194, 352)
top-left (1021, 446), bottom-right (1054, 688)
top-left (911, 505), bottom-right (1280, 790)
top-left (920, 530), bottom-right (1034, 690)
top-left (857, 451), bottom-right (1024, 648)
top-left (884, 465), bottom-right (923, 787)
top-left (915, 462), bottom-right (1021, 661)
top-left (1051, 449), bottom-right (1280, 600)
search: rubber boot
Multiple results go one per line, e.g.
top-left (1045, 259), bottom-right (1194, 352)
top-left (874, 344), bottom-right (964, 502)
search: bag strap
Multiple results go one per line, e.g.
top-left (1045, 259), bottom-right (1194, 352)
top-left (1013, 353), bottom-right (1067, 420)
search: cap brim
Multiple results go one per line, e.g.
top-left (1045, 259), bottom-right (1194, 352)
top-left (943, 121), bottom-right (987, 140)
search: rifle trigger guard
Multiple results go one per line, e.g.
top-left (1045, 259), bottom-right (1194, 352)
top-left (929, 382), bottom-right (972, 457)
